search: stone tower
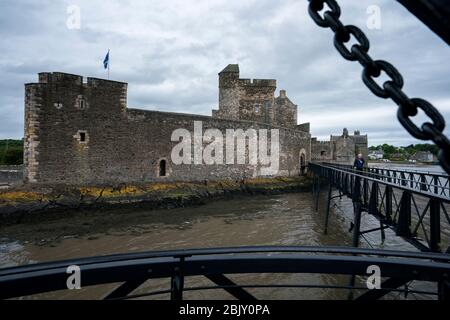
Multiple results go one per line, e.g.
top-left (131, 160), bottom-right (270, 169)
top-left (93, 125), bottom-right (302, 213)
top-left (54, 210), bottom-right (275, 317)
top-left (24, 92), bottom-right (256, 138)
top-left (23, 72), bottom-right (127, 184)
top-left (213, 64), bottom-right (297, 127)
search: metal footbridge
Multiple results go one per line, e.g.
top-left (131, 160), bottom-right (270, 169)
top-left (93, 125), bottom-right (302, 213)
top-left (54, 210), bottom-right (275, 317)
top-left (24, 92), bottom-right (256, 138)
top-left (1, 163), bottom-right (449, 300)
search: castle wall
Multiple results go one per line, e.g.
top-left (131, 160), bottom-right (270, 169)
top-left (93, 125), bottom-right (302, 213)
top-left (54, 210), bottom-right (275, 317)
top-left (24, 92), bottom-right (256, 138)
top-left (237, 79), bottom-right (276, 124)
top-left (311, 129), bottom-right (368, 164)
top-left (310, 139), bottom-right (333, 161)
top-left (274, 90), bottom-right (297, 128)
top-left (332, 136), bottom-right (355, 164)
top-left (24, 72), bottom-right (311, 185)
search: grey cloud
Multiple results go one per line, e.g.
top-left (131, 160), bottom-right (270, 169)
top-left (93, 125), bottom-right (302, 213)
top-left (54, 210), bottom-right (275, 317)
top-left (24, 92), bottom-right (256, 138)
top-left (0, 0), bottom-right (448, 147)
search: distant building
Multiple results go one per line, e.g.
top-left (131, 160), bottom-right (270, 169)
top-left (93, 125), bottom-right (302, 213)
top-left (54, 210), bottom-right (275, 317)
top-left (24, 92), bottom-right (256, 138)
top-left (390, 153), bottom-right (404, 161)
top-left (368, 149), bottom-right (384, 160)
top-left (311, 129), bottom-right (368, 165)
top-left (411, 151), bottom-right (436, 163)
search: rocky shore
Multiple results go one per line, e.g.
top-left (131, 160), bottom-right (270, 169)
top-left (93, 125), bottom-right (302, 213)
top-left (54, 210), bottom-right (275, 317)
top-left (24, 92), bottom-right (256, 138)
top-left (0, 176), bottom-right (313, 225)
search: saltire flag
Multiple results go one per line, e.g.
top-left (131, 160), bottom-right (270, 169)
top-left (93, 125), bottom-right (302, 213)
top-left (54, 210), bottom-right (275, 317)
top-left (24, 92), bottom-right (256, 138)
top-left (103, 50), bottom-right (110, 69)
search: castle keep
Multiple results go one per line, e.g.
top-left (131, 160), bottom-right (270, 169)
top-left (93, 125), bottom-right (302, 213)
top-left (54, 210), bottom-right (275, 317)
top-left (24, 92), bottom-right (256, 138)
top-left (311, 128), bottom-right (368, 163)
top-left (212, 64), bottom-right (300, 128)
top-left (23, 64), bottom-right (367, 185)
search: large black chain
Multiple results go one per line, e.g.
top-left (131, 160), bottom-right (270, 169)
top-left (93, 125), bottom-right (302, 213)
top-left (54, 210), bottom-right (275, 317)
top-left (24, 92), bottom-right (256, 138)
top-left (308, 0), bottom-right (450, 175)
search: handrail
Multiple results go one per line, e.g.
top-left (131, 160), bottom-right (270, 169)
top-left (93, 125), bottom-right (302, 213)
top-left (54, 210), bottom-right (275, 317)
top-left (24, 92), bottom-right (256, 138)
top-left (310, 161), bottom-right (450, 254)
top-left (2, 245), bottom-right (450, 276)
top-left (323, 162), bottom-right (449, 182)
top-left (1, 245), bottom-right (450, 300)
top-left (310, 162), bottom-right (450, 202)
top-left (369, 165), bottom-right (448, 177)
top-left (325, 162), bottom-right (450, 198)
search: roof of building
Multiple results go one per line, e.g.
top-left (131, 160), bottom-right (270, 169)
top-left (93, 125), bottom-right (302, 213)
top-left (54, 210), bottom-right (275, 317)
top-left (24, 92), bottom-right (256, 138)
top-left (330, 135), bottom-right (367, 144)
top-left (415, 151), bottom-right (432, 155)
top-left (219, 64), bottom-right (239, 74)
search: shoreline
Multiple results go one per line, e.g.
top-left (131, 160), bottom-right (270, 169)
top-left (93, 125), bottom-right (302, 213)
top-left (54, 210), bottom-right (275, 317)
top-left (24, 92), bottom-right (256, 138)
top-left (0, 176), bottom-right (314, 225)
top-left (368, 160), bottom-right (439, 166)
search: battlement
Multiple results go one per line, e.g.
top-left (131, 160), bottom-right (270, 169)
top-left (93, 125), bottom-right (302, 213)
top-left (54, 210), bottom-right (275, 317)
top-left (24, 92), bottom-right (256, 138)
top-left (86, 77), bottom-right (128, 87)
top-left (239, 78), bottom-right (277, 87)
top-left (32, 72), bottom-right (127, 88)
top-left (38, 72), bottom-right (83, 84)
top-left (24, 72), bottom-right (128, 126)
top-left (218, 64), bottom-right (276, 88)
top-left (311, 138), bottom-right (331, 145)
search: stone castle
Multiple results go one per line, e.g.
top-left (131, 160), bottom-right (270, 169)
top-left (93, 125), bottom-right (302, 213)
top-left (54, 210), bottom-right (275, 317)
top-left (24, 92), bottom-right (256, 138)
top-left (23, 64), bottom-right (367, 185)
top-left (311, 128), bottom-right (368, 164)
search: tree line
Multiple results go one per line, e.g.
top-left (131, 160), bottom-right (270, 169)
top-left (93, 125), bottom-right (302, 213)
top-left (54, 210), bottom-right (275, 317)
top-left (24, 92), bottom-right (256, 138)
top-left (369, 143), bottom-right (438, 160)
top-left (0, 139), bottom-right (23, 165)
top-left (0, 139), bottom-right (441, 166)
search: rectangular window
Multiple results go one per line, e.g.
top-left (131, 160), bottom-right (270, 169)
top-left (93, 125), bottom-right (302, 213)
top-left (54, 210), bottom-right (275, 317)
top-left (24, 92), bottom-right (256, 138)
top-left (264, 100), bottom-right (270, 123)
top-left (79, 132), bottom-right (86, 142)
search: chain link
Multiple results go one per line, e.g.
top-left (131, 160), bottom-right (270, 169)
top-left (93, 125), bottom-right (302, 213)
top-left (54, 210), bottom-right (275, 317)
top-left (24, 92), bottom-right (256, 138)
top-left (308, 0), bottom-right (450, 175)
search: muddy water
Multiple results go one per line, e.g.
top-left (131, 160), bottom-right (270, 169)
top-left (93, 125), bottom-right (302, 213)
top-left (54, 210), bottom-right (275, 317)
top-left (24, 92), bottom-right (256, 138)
top-left (0, 192), bottom-right (441, 299)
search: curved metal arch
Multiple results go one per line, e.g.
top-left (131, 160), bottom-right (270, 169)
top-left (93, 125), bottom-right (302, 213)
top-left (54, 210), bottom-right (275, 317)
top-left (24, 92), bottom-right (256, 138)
top-left (1, 246), bottom-right (450, 299)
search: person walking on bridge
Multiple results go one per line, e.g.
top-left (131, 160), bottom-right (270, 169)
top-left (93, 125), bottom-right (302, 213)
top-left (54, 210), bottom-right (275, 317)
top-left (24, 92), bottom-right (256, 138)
top-left (353, 153), bottom-right (365, 172)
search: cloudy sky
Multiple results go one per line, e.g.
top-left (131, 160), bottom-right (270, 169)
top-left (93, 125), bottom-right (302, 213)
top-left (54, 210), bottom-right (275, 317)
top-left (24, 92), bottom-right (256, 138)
top-left (0, 0), bottom-right (448, 146)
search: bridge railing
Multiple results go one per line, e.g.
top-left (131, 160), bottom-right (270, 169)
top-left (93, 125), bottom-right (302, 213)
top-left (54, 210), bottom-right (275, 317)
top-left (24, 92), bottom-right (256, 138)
top-left (1, 246), bottom-right (449, 300)
top-left (309, 162), bottom-right (450, 254)
top-left (321, 162), bottom-right (450, 199)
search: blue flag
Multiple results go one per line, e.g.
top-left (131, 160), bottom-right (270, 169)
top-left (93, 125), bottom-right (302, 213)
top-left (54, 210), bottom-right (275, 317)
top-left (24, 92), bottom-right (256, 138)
top-left (103, 50), bottom-right (109, 69)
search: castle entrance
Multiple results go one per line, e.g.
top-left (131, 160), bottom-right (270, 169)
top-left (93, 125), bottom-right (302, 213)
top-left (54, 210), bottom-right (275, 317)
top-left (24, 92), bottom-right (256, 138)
top-left (299, 149), bottom-right (306, 175)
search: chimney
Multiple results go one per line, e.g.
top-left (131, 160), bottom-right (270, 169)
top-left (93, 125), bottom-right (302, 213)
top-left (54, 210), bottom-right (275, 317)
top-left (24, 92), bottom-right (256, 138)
top-left (280, 90), bottom-right (286, 98)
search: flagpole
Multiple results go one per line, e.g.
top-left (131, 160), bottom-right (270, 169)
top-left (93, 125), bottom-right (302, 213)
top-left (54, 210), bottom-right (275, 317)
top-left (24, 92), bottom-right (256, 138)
top-left (108, 49), bottom-right (110, 80)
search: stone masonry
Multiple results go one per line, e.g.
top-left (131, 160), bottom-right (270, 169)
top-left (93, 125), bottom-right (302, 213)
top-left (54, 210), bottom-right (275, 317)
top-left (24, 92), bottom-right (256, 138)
top-left (311, 128), bottom-right (368, 164)
top-left (23, 64), bottom-right (367, 185)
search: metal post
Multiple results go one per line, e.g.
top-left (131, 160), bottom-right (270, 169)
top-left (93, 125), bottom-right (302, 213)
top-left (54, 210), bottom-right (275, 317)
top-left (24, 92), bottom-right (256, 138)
top-left (170, 257), bottom-right (185, 300)
top-left (324, 183), bottom-right (333, 235)
top-left (353, 175), bottom-right (361, 203)
top-left (363, 179), bottom-right (368, 206)
top-left (352, 201), bottom-right (362, 248)
top-left (396, 192), bottom-right (411, 237)
top-left (368, 182), bottom-right (379, 216)
top-left (420, 174), bottom-right (427, 191)
top-left (379, 218), bottom-right (386, 243)
top-left (315, 176), bottom-right (321, 212)
top-left (433, 176), bottom-right (438, 194)
top-left (348, 200), bottom-right (362, 299)
top-left (430, 198), bottom-right (441, 252)
top-left (400, 172), bottom-right (406, 186)
top-left (438, 278), bottom-right (450, 301)
top-left (343, 173), bottom-right (348, 195)
top-left (385, 186), bottom-right (392, 222)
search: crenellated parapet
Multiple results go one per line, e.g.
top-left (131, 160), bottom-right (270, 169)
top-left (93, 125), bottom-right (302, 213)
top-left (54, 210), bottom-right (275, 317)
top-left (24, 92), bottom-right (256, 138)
top-left (238, 78), bottom-right (277, 88)
top-left (26, 72), bottom-right (128, 114)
